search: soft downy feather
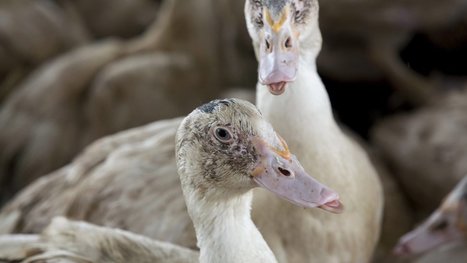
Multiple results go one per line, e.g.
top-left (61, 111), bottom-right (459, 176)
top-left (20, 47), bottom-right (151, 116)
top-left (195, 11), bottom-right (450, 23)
top-left (0, 217), bottom-right (198, 263)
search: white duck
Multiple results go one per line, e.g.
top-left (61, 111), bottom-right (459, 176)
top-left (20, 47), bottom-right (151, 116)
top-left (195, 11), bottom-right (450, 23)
top-left (177, 98), bottom-right (342, 262)
top-left (0, 99), bottom-right (342, 263)
top-left (245, 0), bottom-right (383, 262)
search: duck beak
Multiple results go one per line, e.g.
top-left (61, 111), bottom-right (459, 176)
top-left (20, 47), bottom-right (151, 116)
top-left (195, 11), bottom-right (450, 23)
top-left (250, 136), bottom-right (343, 214)
top-left (258, 8), bottom-right (299, 95)
top-left (393, 211), bottom-right (463, 256)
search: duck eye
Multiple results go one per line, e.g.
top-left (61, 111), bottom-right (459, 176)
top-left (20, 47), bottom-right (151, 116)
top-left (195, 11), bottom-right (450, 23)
top-left (294, 10), bottom-right (304, 23)
top-left (255, 15), bottom-right (264, 27)
top-left (431, 219), bottom-right (448, 232)
top-left (214, 127), bottom-right (233, 143)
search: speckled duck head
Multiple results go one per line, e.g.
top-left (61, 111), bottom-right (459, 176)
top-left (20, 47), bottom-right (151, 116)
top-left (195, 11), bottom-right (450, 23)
top-left (245, 0), bottom-right (320, 95)
top-left (175, 98), bottom-right (342, 213)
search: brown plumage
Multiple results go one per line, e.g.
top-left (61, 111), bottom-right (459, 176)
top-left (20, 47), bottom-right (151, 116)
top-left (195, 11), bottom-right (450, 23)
top-left (373, 89), bottom-right (467, 213)
top-left (0, 117), bottom-right (195, 246)
top-left (0, 0), bottom-right (161, 104)
top-left (0, 0), bottom-right (255, 202)
top-left (0, 217), bottom-right (198, 263)
top-left (372, 89), bottom-right (467, 262)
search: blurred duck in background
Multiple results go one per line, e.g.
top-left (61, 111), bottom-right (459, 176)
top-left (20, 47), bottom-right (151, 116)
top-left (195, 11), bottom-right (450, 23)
top-left (0, 0), bottom-right (254, 202)
top-left (394, 176), bottom-right (467, 262)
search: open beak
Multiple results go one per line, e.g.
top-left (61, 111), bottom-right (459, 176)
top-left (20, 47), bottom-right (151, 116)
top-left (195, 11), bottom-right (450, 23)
top-left (258, 8), bottom-right (299, 95)
top-left (250, 136), bottom-right (343, 214)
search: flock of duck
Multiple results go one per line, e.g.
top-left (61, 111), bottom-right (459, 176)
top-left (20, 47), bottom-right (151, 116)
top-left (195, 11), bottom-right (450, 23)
top-left (0, 0), bottom-right (465, 262)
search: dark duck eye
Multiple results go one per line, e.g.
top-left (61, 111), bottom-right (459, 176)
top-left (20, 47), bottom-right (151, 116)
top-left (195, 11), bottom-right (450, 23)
top-left (294, 10), bottom-right (303, 22)
top-left (430, 219), bottom-right (448, 232)
top-left (214, 127), bottom-right (233, 143)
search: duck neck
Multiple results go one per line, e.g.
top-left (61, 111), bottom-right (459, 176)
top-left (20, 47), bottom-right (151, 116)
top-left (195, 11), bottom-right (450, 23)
top-left (256, 54), bottom-right (341, 153)
top-left (184, 188), bottom-right (277, 263)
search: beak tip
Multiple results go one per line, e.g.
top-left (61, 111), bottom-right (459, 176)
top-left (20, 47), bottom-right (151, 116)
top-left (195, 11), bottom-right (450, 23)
top-left (393, 243), bottom-right (411, 257)
top-left (318, 200), bottom-right (344, 214)
top-left (267, 82), bottom-right (287, 95)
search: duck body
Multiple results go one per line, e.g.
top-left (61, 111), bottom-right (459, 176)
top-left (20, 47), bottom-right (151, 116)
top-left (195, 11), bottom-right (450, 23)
top-left (373, 89), bottom-right (467, 213)
top-left (254, 59), bottom-right (383, 263)
top-left (245, 0), bottom-right (383, 261)
top-left (0, 217), bottom-right (198, 263)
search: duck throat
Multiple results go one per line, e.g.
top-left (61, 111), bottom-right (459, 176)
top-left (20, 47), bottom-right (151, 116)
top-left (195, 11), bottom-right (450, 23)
top-left (184, 188), bottom-right (277, 263)
top-left (256, 59), bottom-right (340, 153)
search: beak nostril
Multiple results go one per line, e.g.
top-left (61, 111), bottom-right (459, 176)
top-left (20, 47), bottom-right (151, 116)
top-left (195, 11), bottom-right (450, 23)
top-left (265, 39), bottom-right (271, 52)
top-left (285, 37), bottom-right (292, 49)
top-left (278, 167), bottom-right (291, 176)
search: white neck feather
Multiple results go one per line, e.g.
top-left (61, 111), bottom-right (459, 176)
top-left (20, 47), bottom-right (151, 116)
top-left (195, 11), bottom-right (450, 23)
top-left (184, 188), bottom-right (277, 263)
top-left (247, 12), bottom-right (346, 161)
top-left (256, 56), bottom-right (343, 155)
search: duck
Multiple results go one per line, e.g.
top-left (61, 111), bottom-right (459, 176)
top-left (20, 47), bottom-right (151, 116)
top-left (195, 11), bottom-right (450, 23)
top-left (177, 98), bottom-right (342, 262)
top-left (245, 0), bottom-right (383, 261)
top-left (0, 98), bottom-right (342, 263)
top-left (1, 1), bottom-right (385, 262)
top-left (393, 176), bottom-right (467, 263)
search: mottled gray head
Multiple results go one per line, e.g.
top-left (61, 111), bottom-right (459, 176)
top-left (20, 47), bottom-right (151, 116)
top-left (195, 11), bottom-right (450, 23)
top-left (176, 98), bottom-right (342, 213)
top-left (263, 0), bottom-right (288, 16)
top-left (245, 0), bottom-right (320, 95)
top-left (176, 99), bottom-right (262, 194)
top-left (247, 0), bottom-right (316, 27)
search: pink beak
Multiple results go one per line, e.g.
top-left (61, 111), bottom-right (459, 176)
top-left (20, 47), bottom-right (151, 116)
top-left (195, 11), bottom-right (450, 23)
top-left (258, 20), bottom-right (299, 95)
top-left (394, 212), bottom-right (463, 256)
top-left (250, 136), bottom-right (343, 214)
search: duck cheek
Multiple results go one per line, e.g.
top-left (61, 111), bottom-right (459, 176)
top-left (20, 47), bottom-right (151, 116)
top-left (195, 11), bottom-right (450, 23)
top-left (250, 155), bottom-right (342, 213)
top-left (249, 136), bottom-right (342, 213)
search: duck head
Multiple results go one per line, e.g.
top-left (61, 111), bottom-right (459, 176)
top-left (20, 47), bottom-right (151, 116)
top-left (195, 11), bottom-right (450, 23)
top-left (176, 99), bottom-right (343, 213)
top-left (245, 0), bottom-right (321, 95)
top-left (394, 177), bottom-right (467, 256)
